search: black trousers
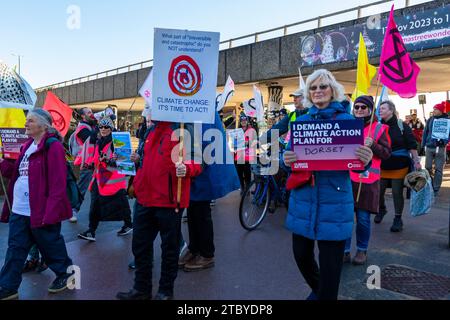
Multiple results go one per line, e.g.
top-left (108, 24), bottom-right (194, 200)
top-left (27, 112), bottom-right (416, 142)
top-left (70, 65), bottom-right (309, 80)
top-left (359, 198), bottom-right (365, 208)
top-left (235, 162), bottom-right (251, 190)
top-left (88, 181), bottom-right (132, 232)
top-left (132, 203), bottom-right (182, 296)
top-left (292, 234), bottom-right (346, 300)
top-left (187, 200), bottom-right (215, 258)
top-left (379, 178), bottom-right (404, 216)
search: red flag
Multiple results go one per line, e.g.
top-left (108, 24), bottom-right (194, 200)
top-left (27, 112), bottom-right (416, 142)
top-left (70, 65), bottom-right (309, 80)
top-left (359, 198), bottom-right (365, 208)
top-left (378, 5), bottom-right (420, 98)
top-left (42, 92), bottom-right (73, 137)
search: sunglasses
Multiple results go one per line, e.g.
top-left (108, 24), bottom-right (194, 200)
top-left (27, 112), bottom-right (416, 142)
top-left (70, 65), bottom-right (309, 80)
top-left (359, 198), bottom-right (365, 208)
top-left (309, 84), bottom-right (330, 91)
top-left (99, 126), bottom-right (111, 129)
top-left (353, 105), bottom-right (368, 110)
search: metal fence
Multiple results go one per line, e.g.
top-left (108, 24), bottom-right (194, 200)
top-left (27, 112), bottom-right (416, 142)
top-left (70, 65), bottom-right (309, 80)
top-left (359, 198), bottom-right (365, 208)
top-left (35, 0), bottom-right (419, 93)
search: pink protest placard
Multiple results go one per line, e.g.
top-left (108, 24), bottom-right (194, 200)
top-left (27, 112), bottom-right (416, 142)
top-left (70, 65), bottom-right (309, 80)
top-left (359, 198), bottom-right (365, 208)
top-left (0, 128), bottom-right (28, 160)
top-left (291, 120), bottom-right (364, 171)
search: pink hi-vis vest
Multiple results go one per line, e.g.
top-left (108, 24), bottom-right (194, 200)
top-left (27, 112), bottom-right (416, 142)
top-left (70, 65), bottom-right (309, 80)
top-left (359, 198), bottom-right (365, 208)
top-left (235, 127), bottom-right (257, 163)
top-left (350, 122), bottom-right (387, 184)
top-left (73, 123), bottom-right (95, 167)
top-left (89, 142), bottom-right (128, 196)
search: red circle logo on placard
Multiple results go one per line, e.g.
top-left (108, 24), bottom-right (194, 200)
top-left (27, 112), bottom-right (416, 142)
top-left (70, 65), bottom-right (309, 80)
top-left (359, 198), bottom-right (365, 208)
top-left (168, 55), bottom-right (202, 96)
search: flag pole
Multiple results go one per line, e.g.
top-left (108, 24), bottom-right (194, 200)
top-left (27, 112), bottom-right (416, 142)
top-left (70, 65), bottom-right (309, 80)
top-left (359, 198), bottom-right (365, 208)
top-left (356, 75), bottom-right (381, 203)
top-left (235, 104), bottom-right (239, 129)
top-left (175, 123), bottom-right (185, 213)
top-left (127, 98), bottom-right (137, 115)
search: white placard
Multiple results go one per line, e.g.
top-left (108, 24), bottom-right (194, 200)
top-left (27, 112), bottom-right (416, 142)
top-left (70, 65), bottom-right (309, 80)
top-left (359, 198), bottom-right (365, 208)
top-left (243, 99), bottom-right (257, 118)
top-left (217, 76), bottom-right (235, 111)
top-left (253, 85), bottom-right (264, 122)
top-left (152, 28), bottom-right (220, 124)
top-left (139, 69), bottom-right (153, 107)
top-left (431, 118), bottom-right (450, 141)
top-left (227, 128), bottom-right (245, 152)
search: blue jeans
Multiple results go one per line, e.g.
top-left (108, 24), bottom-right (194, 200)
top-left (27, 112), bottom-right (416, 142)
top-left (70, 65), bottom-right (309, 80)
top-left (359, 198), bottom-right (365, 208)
top-left (345, 209), bottom-right (371, 253)
top-left (0, 214), bottom-right (73, 291)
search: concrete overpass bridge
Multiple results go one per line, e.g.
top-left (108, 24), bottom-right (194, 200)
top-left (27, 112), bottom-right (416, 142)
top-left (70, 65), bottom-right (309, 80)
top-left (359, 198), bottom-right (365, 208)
top-left (35, 0), bottom-right (449, 119)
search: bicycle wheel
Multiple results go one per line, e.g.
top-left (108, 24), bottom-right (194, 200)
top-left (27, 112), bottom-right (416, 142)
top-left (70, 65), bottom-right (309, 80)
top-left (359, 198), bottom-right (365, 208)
top-left (239, 179), bottom-right (270, 230)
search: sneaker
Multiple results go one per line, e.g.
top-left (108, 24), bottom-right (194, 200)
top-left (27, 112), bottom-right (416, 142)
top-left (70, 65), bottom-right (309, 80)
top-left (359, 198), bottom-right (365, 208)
top-left (390, 216), bottom-right (403, 232)
top-left (184, 255), bottom-right (215, 272)
top-left (352, 251), bottom-right (367, 265)
top-left (154, 292), bottom-right (174, 300)
top-left (0, 287), bottom-right (18, 300)
top-left (78, 230), bottom-right (96, 242)
top-left (343, 252), bottom-right (351, 264)
top-left (69, 209), bottom-right (78, 223)
top-left (374, 211), bottom-right (386, 224)
top-left (37, 259), bottom-right (48, 273)
top-left (22, 258), bottom-right (39, 273)
top-left (116, 289), bottom-right (152, 300)
top-left (117, 226), bottom-right (133, 236)
top-left (178, 249), bottom-right (196, 268)
top-left (48, 273), bottom-right (73, 293)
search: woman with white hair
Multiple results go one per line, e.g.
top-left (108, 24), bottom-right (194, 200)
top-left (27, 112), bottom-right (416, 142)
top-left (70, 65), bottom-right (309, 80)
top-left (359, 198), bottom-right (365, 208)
top-left (0, 108), bottom-right (74, 300)
top-left (283, 69), bottom-right (373, 300)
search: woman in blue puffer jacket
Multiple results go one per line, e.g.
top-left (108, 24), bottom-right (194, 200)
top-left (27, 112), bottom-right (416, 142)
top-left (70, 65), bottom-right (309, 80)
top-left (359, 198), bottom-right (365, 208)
top-left (283, 69), bottom-right (373, 300)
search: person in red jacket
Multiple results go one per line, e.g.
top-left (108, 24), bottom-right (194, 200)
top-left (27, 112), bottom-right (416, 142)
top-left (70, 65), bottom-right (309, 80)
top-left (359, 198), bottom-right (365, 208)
top-left (117, 121), bottom-right (202, 300)
top-left (0, 109), bottom-right (74, 300)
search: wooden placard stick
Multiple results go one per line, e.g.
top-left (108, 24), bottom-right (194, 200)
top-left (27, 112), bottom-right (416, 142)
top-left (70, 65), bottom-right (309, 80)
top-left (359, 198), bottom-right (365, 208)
top-left (356, 77), bottom-right (381, 203)
top-left (175, 123), bottom-right (185, 213)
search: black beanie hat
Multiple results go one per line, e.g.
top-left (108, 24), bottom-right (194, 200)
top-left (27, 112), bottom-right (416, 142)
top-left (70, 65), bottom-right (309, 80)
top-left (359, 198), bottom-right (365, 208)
top-left (354, 95), bottom-right (374, 111)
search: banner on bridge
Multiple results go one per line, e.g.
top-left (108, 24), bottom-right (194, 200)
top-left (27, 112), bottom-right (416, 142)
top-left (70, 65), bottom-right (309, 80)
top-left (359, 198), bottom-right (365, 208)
top-left (300, 4), bottom-right (450, 67)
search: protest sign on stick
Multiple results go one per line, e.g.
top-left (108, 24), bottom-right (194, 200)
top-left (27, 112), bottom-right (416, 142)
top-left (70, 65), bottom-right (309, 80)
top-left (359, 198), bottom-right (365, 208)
top-left (290, 120), bottom-right (364, 171)
top-left (151, 28), bottom-right (220, 210)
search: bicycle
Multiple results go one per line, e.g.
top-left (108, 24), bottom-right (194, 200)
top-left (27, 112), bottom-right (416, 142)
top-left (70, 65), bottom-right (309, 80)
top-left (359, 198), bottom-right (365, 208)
top-left (238, 143), bottom-right (290, 231)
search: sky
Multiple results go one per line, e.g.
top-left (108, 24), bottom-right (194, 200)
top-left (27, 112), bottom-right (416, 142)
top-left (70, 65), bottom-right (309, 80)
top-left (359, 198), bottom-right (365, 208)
top-left (1, 0), bottom-right (444, 120)
top-left (1, 0), bottom-right (431, 88)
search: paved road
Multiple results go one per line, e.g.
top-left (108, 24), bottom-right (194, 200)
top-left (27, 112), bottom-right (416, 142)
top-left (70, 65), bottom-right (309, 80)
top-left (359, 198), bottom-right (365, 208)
top-left (0, 166), bottom-right (449, 300)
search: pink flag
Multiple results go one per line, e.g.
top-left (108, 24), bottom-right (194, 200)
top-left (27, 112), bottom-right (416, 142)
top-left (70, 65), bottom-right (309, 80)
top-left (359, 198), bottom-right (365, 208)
top-left (378, 5), bottom-right (420, 98)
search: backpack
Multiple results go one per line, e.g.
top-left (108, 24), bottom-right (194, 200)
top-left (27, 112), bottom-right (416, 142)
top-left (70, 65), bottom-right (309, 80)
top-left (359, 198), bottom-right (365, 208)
top-left (68, 131), bottom-right (80, 157)
top-left (45, 137), bottom-right (84, 209)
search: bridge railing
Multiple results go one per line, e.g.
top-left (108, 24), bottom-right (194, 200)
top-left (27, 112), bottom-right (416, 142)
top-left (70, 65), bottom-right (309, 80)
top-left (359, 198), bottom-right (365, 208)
top-left (35, 0), bottom-right (422, 93)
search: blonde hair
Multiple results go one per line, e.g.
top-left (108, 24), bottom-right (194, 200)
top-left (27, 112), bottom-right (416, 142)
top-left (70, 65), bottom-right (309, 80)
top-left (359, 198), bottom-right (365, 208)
top-left (303, 69), bottom-right (346, 108)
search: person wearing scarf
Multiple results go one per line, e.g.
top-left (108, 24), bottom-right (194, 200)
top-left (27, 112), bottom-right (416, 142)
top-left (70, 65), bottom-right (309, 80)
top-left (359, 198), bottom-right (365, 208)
top-left (77, 116), bottom-right (133, 242)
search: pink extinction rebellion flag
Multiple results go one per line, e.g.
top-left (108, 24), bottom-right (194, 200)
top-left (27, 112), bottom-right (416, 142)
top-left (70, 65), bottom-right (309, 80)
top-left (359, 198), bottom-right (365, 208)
top-left (378, 5), bottom-right (420, 98)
